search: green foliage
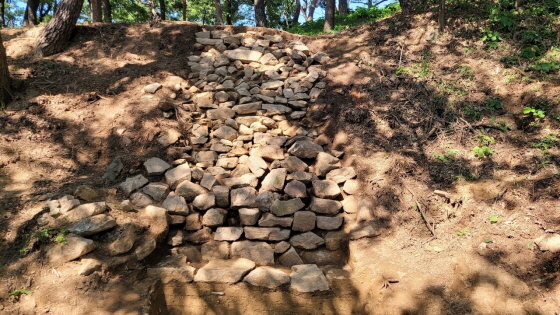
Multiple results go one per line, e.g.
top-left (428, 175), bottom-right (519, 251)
top-left (481, 29), bottom-right (502, 49)
top-left (9, 289), bottom-right (33, 297)
top-left (523, 107), bottom-right (546, 118)
top-left (456, 229), bottom-right (469, 236)
top-left (395, 67), bottom-right (408, 75)
top-left (288, 3), bottom-right (400, 35)
top-left (472, 146), bottom-right (493, 158)
top-left (533, 135), bottom-right (558, 150)
top-left (489, 216), bottom-right (499, 224)
top-left (477, 133), bottom-right (495, 146)
top-left (433, 149), bottom-right (458, 163)
top-left (486, 98), bottom-right (503, 110)
top-left (498, 121), bottom-right (511, 131)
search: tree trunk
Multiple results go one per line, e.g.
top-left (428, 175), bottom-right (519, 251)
top-left (323, 0), bottom-right (335, 32)
top-left (399, 0), bottom-right (422, 15)
top-left (90, 0), bottom-right (102, 22)
top-left (292, 0), bottom-right (300, 25)
top-left (307, 0), bottom-right (317, 21)
top-left (1, 0), bottom-right (5, 28)
top-left (159, 0), bottom-right (166, 20)
top-left (0, 34), bottom-right (11, 105)
top-left (101, 0), bottom-right (112, 22)
top-left (254, 0), bottom-right (267, 27)
top-left (438, 0), bottom-right (445, 32)
top-left (214, 0), bottom-right (223, 25)
top-left (224, 0), bottom-right (232, 24)
top-left (146, 0), bottom-right (160, 21)
top-left (35, 0), bottom-right (85, 57)
top-left (23, 0), bottom-right (40, 26)
top-left (338, 0), bottom-right (348, 14)
top-left (182, 0), bottom-right (187, 21)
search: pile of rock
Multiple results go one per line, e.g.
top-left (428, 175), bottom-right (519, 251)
top-left (40, 30), bottom-right (377, 292)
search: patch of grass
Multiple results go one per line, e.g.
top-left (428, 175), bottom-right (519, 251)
top-left (456, 229), bottom-right (470, 236)
top-left (433, 149), bottom-right (459, 163)
top-left (473, 146), bottom-right (494, 158)
top-left (477, 133), bottom-right (496, 146)
top-left (533, 135), bottom-right (558, 150)
top-left (9, 289), bottom-right (33, 297)
top-left (497, 121), bottom-right (511, 131)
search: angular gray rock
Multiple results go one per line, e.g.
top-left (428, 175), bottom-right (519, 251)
top-left (292, 211), bottom-right (316, 232)
top-left (311, 180), bottom-right (341, 199)
top-left (290, 264), bottom-right (330, 293)
top-left (193, 193), bottom-right (216, 210)
top-left (201, 241), bottom-right (231, 261)
top-left (60, 202), bottom-right (106, 223)
top-left (255, 191), bottom-right (281, 212)
top-left (239, 208), bottom-right (261, 225)
top-left (194, 258), bottom-right (256, 283)
top-left (284, 180), bottom-right (307, 198)
top-left (135, 237), bottom-right (157, 260)
top-left (274, 241), bottom-right (291, 254)
top-left (165, 164), bottom-right (192, 188)
top-left (289, 232), bottom-right (325, 250)
top-left (316, 216), bottom-right (344, 230)
top-left (162, 192), bottom-right (190, 215)
top-left (212, 185), bottom-right (230, 208)
top-left (278, 247), bottom-right (304, 267)
top-left (326, 167), bottom-right (357, 184)
top-left (244, 266), bottom-right (290, 288)
top-left (47, 234), bottom-right (95, 264)
top-left (230, 187), bottom-right (258, 208)
top-left (231, 241), bottom-right (274, 265)
top-left (69, 214), bottom-right (117, 237)
top-left (175, 180), bottom-right (209, 202)
top-left (251, 145), bottom-right (284, 161)
top-left (214, 125), bottom-right (238, 141)
top-left (130, 192), bottom-right (154, 208)
top-left (314, 152), bottom-right (341, 177)
top-left (260, 168), bottom-right (287, 192)
top-left (309, 197), bottom-right (342, 215)
top-left (142, 182), bottom-right (170, 202)
top-left (185, 227), bottom-right (214, 243)
top-left (244, 227), bottom-right (290, 241)
top-left (107, 224), bottom-right (138, 255)
top-left (185, 213), bottom-right (202, 231)
top-left (258, 213), bottom-right (293, 228)
top-left (144, 157), bottom-right (171, 175)
top-left (287, 140), bottom-right (323, 159)
top-left (120, 175), bottom-right (149, 197)
top-left (202, 208), bottom-right (228, 227)
top-left (102, 156), bottom-right (123, 183)
top-left (270, 198), bottom-right (305, 216)
top-left (214, 227), bottom-right (244, 241)
top-left (342, 179), bottom-right (359, 195)
top-left (224, 49), bottom-right (263, 62)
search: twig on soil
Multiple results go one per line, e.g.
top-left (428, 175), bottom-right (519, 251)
top-left (404, 185), bottom-right (437, 238)
top-left (398, 42), bottom-right (405, 67)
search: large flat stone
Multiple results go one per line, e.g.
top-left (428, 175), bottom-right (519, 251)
top-left (244, 227), bottom-right (290, 241)
top-left (194, 258), bottom-right (256, 283)
top-left (175, 180), bottom-right (208, 202)
top-left (47, 234), bottom-right (95, 264)
top-left (147, 266), bottom-right (196, 283)
top-left (231, 241), bottom-right (274, 265)
top-left (312, 180), bottom-right (341, 199)
top-left (309, 197), bottom-right (342, 215)
top-left (290, 264), bottom-right (330, 293)
top-left (224, 49), bottom-right (263, 63)
top-left (243, 266), bottom-right (290, 289)
top-left (69, 214), bottom-right (117, 237)
top-left (270, 198), bottom-right (305, 216)
top-left (289, 232), bottom-right (325, 250)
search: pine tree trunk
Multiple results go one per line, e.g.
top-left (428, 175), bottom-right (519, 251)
top-left (101, 0), bottom-right (112, 22)
top-left (323, 0), bottom-right (335, 32)
top-left (90, 0), bottom-right (102, 22)
top-left (214, 0), bottom-right (223, 25)
top-left (35, 0), bottom-right (85, 57)
top-left (182, 0), bottom-right (187, 21)
top-left (1, 0), bottom-right (6, 27)
top-left (0, 34), bottom-right (11, 106)
top-left (254, 0), bottom-right (267, 27)
top-left (23, 0), bottom-right (40, 26)
top-left (338, 0), bottom-right (348, 15)
top-left (159, 0), bottom-right (166, 20)
top-left (292, 0), bottom-right (300, 25)
top-left (225, 0), bottom-right (232, 24)
top-left (438, 0), bottom-right (445, 32)
top-left (307, 0), bottom-right (317, 21)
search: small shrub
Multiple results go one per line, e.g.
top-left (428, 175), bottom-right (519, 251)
top-left (523, 107), bottom-right (545, 118)
top-left (473, 146), bottom-right (493, 158)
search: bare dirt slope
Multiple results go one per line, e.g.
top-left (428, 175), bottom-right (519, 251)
top-left (1, 12), bottom-right (560, 315)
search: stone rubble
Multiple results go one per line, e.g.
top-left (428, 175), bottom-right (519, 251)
top-left (38, 29), bottom-right (380, 293)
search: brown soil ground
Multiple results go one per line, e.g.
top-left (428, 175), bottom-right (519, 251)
top-left (1, 11), bottom-right (560, 315)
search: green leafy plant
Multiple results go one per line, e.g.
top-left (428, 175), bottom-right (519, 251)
top-left (484, 238), bottom-right (494, 243)
top-left (489, 216), bottom-right (499, 224)
top-left (478, 133), bottom-right (496, 146)
top-left (9, 289), bottom-right (33, 297)
top-left (523, 107), bottom-right (545, 118)
top-left (486, 98), bottom-right (503, 110)
top-left (433, 149), bottom-right (458, 163)
top-left (456, 229), bottom-right (469, 236)
top-left (481, 29), bottom-right (502, 49)
top-left (498, 121), bottom-right (511, 131)
top-left (395, 67), bottom-right (408, 75)
top-left (473, 146), bottom-right (494, 158)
